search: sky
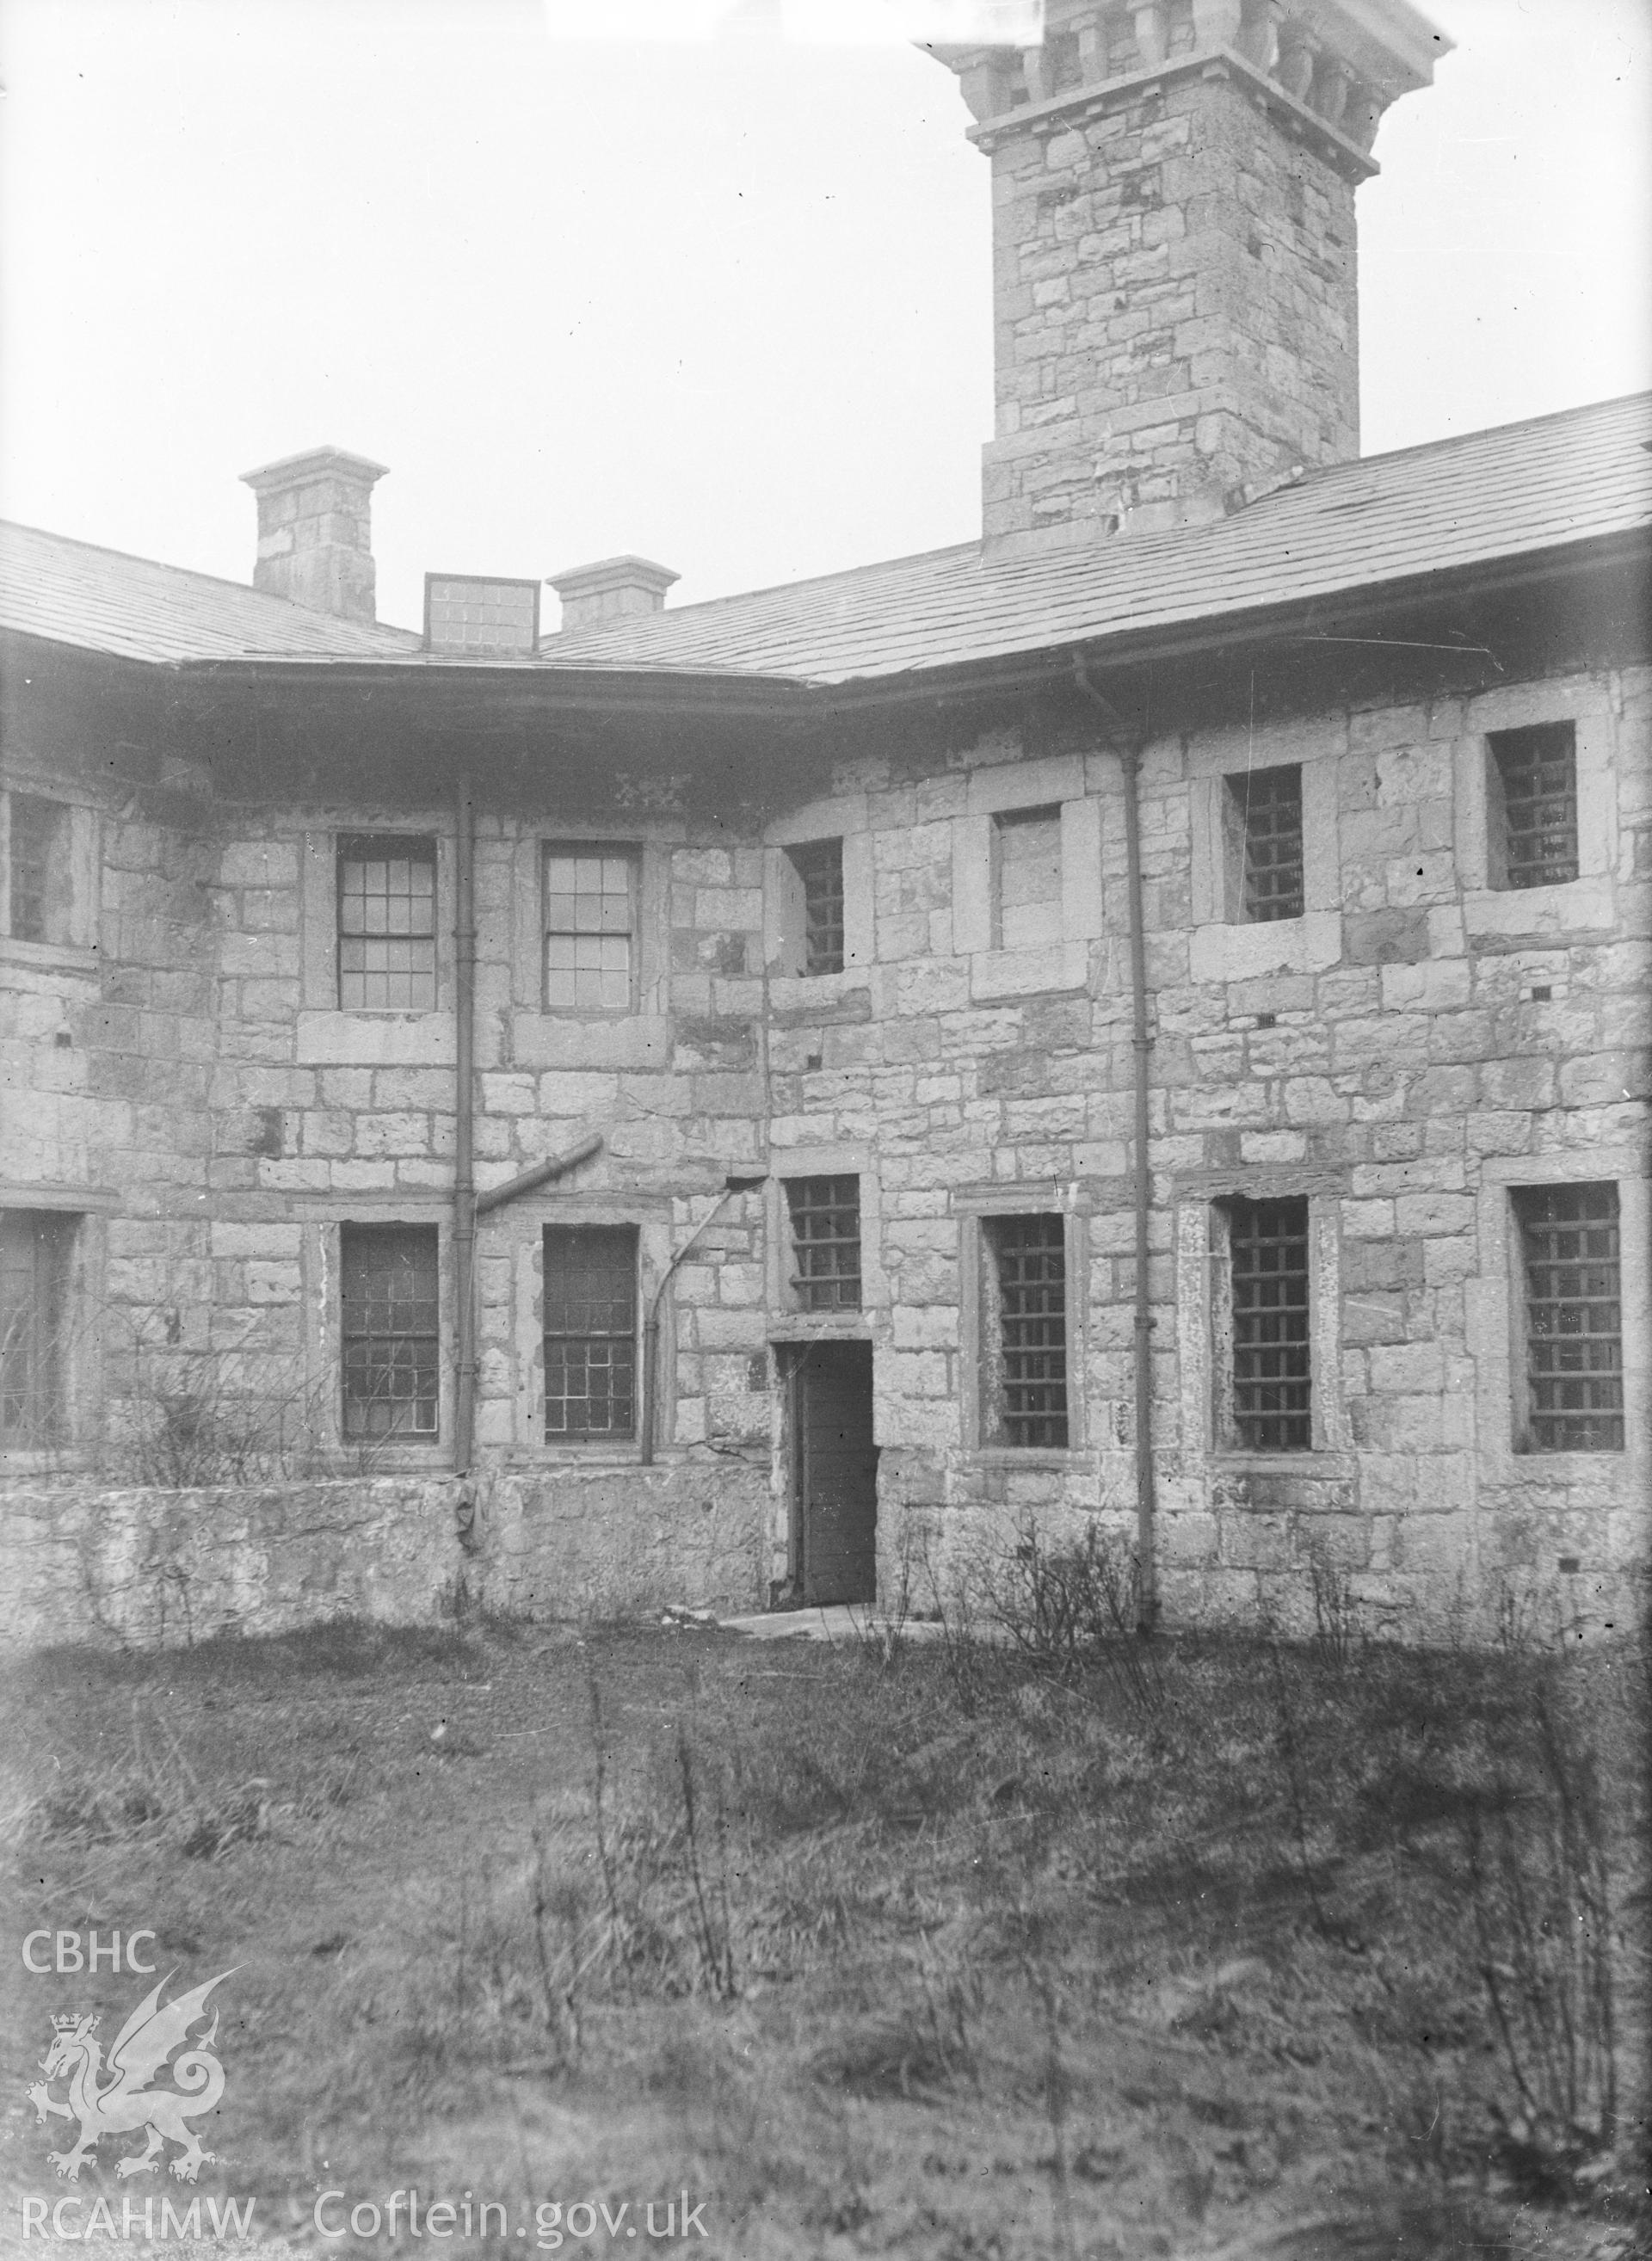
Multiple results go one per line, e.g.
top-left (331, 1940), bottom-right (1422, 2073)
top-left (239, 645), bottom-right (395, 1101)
top-left (0, 0), bottom-right (1647, 633)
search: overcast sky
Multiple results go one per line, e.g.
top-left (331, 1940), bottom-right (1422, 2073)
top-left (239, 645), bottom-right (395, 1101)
top-left (1, 0), bottom-right (1647, 632)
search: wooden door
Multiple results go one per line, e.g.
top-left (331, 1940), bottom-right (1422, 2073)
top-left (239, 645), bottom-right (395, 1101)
top-left (794, 1342), bottom-right (878, 1606)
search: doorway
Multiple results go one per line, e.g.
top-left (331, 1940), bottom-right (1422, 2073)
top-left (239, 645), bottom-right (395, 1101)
top-left (789, 1340), bottom-right (878, 1606)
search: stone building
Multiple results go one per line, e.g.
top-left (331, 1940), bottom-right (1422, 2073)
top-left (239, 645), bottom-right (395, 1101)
top-left (3, 0), bottom-right (1648, 1645)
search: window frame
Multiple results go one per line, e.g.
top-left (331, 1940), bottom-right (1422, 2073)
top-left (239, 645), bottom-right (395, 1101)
top-left (338, 1221), bottom-right (442, 1443)
top-left (981, 1211), bottom-right (1070, 1449)
top-left (541, 841), bottom-right (641, 1015)
top-left (1510, 1181), bottom-right (1624, 1455)
top-left (956, 1187), bottom-right (1090, 1458)
top-left (782, 839), bottom-right (846, 978)
top-left (1223, 763), bottom-right (1305, 925)
top-left (0, 1208), bottom-right (78, 1452)
top-left (1211, 1194), bottom-right (1313, 1452)
top-left (540, 1222), bottom-right (641, 1445)
top-left (785, 1175), bottom-right (862, 1313)
top-left (1486, 722), bottom-right (1580, 891)
top-left (335, 833), bottom-right (440, 1013)
top-left (989, 802), bottom-right (1065, 952)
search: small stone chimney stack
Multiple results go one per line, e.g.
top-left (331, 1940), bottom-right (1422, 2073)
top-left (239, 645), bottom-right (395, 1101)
top-left (548, 557), bottom-right (679, 632)
top-left (239, 446), bottom-right (389, 622)
top-left (928, 0), bottom-right (1447, 555)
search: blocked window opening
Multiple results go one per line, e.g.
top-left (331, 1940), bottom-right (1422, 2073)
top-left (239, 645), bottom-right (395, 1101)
top-left (1224, 1196), bottom-right (1311, 1450)
top-left (0, 1210), bottom-right (75, 1447)
top-left (7, 793), bottom-right (72, 945)
top-left (1489, 723), bottom-right (1578, 890)
top-left (983, 1214), bottom-right (1068, 1448)
top-left (785, 840), bottom-right (845, 976)
top-left (992, 804), bottom-right (1063, 950)
top-left (341, 1224), bottom-right (440, 1439)
top-left (337, 836), bottom-right (437, 1010)
top-left (1514, 1183), bottom-right (1623, 1451)
top-left (544, 847), bottom-right (637, 1012)
top-left (786, 1176), bottom-right (861, 1311)
top-left (543, 1224), bottom-right (638, 1440)
top-left (1224, 767), bottom-right (1304, 923)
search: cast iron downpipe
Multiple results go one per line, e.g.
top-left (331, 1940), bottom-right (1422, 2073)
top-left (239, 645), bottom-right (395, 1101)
top-left (453, 773), bottom-right (478, 1477)
top-left (1074, 659), bottom-right (1160, 1634)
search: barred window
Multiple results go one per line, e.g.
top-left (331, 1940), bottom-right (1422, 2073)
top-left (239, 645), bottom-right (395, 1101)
top-left (341, 1225), bottom-right (439, 1439)
top-left (786, 1177), bottom-right (861, 1311)
top-left (1227, 766), bottom-right (1304, 923)
top-left (1227, 1196), bottom-right (1311, 1451)
top-left (338, 837), bottom-right (437, 1010)
top-left (543, 1225), bottom-right (638, 1440)
top-left (0, 1210), bottom-right (75, 1447)
top-left (544, 847), bottom-right (637, 1012)
top-left (1490, 723), bottom-right (1578, 890)
top-left (7, 793), bottom-right (71, 945)
top-left (985, 1214), bottom-right (1069, 1448)
top-left (786, 840), bottom-right (844, 976)
top-left (1515, 1184), bottom-right (1623, 1451)
top-left (993, 804), bottom-right (1063, 950)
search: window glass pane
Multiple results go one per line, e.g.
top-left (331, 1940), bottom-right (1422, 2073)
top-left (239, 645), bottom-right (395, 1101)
top-left (341, 1224), bottom-right (440, 1438)
top-left (543, 1225), bottom-right (638, 1439)
top-left (337, 836), bottom-right (437, 1010)
top-left (989, 1213), bottom-right (1068, 1448)
top-left (1493, 724), bottom-right (1579, 890)
top-left (786, 1176), bottom-right (861, 1309)
top-left (1516, 1182), bottom-right (1623, 1451)
top-left (543, 846), bottom-right (636, 1010)
top-left (1228, 1196), bottom-right (1311, 1449)
top-left (0, 1210), bottom-right (74, 1445)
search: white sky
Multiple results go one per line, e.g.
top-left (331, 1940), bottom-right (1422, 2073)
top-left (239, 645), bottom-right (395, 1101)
top-left (1, 0), bottom-right (1648, 633)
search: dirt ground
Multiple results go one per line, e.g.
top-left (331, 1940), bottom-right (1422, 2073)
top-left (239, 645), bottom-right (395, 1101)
top-left (2, 1613), bottom-right (1646, 2259)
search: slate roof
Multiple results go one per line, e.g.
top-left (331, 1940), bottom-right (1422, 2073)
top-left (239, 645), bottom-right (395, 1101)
top-left (2, 392), bottom-right (1647, 687)
top-left (538, 393), bottom-right (1652, 686)
top-left (0, 521), bottom-right (422, 664)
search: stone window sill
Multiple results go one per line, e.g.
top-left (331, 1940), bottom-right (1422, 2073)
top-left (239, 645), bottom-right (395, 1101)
top-left (970, 1447), bottom-right (1091, 1470)
top-left (0, 935), bottom-right (100, 979)
top-left (1211, 1451), bottom-right (1358, 1479)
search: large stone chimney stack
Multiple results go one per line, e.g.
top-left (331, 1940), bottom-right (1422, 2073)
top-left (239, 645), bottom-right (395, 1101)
top-left (239, 446), bottom-right (389, 622)
top-left (928, 1), bottom-right (1447, 556)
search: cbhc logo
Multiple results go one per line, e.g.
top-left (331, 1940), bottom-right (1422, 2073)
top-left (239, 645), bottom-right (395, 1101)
top-left (22, 1931), bottom-right (157, 1973)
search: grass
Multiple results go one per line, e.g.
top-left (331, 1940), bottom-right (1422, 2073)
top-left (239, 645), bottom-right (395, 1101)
top-left (2, 1609), bottom-right (1646, 2259)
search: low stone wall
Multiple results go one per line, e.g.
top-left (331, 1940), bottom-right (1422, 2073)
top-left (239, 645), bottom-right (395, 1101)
top-left (1, 1457), bottom-right (771, 1650)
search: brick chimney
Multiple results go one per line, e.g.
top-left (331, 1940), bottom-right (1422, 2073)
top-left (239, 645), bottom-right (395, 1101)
top-left (547, 557), bottom-right (679, 632)
top-left (928, 0), bottom-right (1448, 555)
top-left (239, 446), bottom-right (389, 622)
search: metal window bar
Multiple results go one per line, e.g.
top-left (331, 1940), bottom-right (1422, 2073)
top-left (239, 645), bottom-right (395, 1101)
top-left (0, 1211), bottom-right (71, 1446)
top-left (341, 1225), bottom-right (440, 1439)
top-left (9, 794), bottom-right (60, 944)
top-left (993, 1214), bottom-right (1069, 1448)
top-left (1516, 1183), bottom-right (1623, 1451)
top-left (1230, 1196), bottom-right (1311, 1450)
top-left (544, 849), bottom-right (636, 1011)
top-left (786, 1176), bottom-right (861, 1310)
top-left (789, 840), bottom-right (845, 976)
top-left (543, 1225), bottom-right (638, 1439)
top-left (338, 837), bottom-right (437, 1011)
top-left (1233, 767), bottom-right (1304, 923)
top-left (1493, 724), bottom-right (1579, 889)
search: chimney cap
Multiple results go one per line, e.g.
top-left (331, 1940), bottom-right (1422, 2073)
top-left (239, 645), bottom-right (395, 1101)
top-left (239, 445), bottom-right (391, 495)
top-left (546, 555), bottom-right (680, 602)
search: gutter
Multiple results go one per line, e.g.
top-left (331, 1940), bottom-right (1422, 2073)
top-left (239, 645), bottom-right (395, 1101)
top-left (1074, 659), bottom-right (1159, 1636)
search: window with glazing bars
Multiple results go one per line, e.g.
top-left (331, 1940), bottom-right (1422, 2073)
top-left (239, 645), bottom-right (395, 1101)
top-left (544, 847), bottom-right (637, 1010)
top-left (340, 1223), bottom-right (439, 1439)
top-left (988, 1214), bottom-right (1069, 1448)
top-left (0, 1211), bottom-right (73, 1447)
top-left (1515, 1183), bottom-right (1623, 1451)
top-left (1228, 1196), bottom-right (1311, 1450)
top-left (8, 793), bottom-right (69, 944)
top-left (1491, 724), bottom-right (1578, 889)
top-left (1228, 766), bottom-right (1304, 922)
top-left (786, 840), bottom-right (845, 976)
top-left (337, 837), bottom-right (437, 1010)
top-left (786, 1177), bottom-right (861, 1310)
top-left (543, 1225), bottom-right (638, 1439)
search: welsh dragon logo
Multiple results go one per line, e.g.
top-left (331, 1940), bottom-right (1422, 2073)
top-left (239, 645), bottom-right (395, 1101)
top-left (27, 1968), bottom-right (233, 2184)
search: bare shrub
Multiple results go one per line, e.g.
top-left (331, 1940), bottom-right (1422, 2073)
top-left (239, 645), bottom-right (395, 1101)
top-left (989, 1516), bottom-right (1162, 1710)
